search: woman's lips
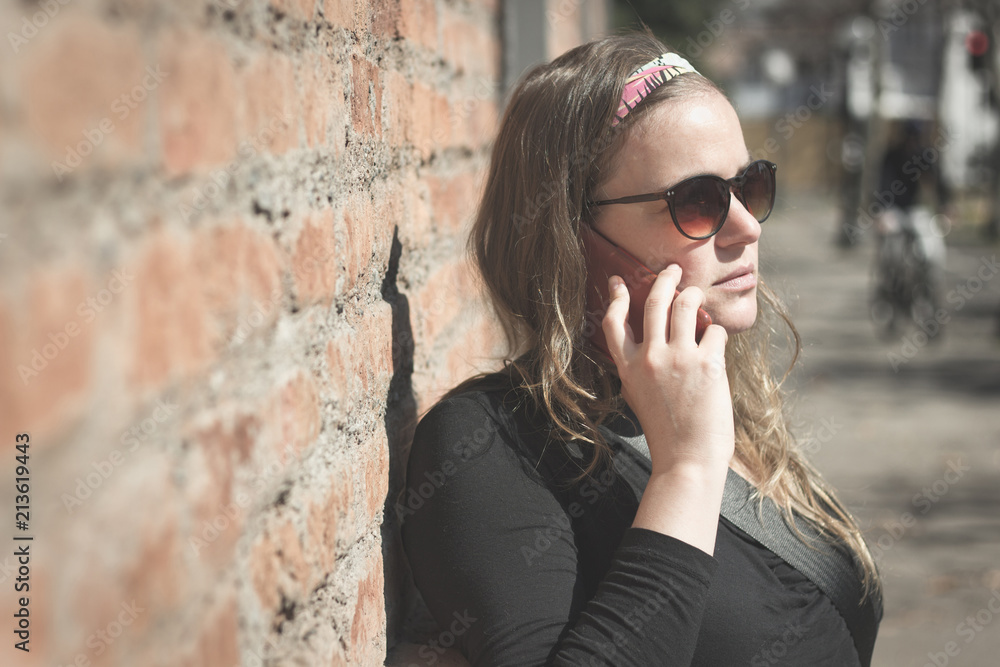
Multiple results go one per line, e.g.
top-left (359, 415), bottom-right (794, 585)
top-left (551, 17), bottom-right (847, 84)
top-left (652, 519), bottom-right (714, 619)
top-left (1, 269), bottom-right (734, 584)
top-left (714, 266), bottom-right (756, 290)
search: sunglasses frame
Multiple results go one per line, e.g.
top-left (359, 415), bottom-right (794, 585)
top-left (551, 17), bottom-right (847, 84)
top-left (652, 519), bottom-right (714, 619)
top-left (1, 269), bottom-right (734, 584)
top-left (587, 159), bottom-right (778, 240)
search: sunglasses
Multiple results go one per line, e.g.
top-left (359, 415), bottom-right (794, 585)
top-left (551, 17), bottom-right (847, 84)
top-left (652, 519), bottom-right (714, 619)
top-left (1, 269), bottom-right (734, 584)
top-left (587, 159), bottom-right (778, 240)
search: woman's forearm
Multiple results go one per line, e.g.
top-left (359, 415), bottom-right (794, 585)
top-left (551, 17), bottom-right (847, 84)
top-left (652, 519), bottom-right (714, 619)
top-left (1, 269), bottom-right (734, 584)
top-left (631, 459), bottom-right (730, 556)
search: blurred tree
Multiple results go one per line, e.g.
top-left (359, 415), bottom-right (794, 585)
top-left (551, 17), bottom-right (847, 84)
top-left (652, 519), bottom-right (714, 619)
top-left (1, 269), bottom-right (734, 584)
top-left (610, 0), bottom-right (730, 51)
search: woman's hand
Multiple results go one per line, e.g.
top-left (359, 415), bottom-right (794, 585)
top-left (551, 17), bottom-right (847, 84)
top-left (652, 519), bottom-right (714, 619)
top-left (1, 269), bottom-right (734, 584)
top-left (603, 264), bottom-right (735, 554)
top-left (602, 264), bottom-right (735, 474)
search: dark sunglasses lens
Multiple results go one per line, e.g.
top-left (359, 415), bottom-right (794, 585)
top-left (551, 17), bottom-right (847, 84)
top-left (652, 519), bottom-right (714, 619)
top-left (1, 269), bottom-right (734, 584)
top-left (672, 178), bottom-right (728, 238)
top-left (741, 162), bottom-right (775, 222)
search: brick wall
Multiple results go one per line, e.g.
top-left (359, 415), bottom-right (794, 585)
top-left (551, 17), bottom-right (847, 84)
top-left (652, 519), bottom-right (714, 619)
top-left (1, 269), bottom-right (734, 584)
top-left (0, 1), bottom-right (604, 665)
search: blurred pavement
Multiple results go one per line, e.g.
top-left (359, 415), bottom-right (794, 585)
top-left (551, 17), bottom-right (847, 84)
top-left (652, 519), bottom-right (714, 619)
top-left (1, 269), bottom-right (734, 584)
top-left (762, 192), bottom-right (1000, 667)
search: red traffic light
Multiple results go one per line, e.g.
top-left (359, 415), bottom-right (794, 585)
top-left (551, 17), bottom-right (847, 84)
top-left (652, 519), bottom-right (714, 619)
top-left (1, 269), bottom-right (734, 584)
top-left (966, 30), bottom-right (989, 57)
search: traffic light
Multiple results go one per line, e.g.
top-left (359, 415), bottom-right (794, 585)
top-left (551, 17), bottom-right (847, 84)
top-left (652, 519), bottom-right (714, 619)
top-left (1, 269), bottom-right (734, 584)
top-left (967, 29), bottom-right (989, 73)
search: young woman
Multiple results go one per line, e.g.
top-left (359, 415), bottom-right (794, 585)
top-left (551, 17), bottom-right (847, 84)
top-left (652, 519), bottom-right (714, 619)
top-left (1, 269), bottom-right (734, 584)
top-left (400, 30), bottom-right (882, 666)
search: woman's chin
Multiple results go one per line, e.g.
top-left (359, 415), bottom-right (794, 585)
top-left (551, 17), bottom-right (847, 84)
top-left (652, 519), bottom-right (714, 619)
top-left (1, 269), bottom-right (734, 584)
top-left (709, 293), bottom-right (758, 334)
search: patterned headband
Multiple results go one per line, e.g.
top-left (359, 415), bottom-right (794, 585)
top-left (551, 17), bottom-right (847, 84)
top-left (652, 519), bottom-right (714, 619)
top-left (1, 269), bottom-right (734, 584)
top-left (613, 52), bottom-right (700, 126)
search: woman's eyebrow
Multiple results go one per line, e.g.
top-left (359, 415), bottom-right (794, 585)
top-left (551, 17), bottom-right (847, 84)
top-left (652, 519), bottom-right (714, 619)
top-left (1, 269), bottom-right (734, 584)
top-left (650, 171), bottom-right (709, 191)
top-left (648, 154), bottom-right (757, 192)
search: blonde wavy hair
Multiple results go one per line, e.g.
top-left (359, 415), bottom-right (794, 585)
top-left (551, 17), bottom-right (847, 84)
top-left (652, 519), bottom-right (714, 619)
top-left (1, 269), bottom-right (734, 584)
top-left (445, 29), bottom-right (880, 599)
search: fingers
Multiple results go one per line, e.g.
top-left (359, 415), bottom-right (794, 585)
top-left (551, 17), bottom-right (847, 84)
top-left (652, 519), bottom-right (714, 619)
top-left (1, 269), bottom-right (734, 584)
top-left (698, 323), bottom-right (728, 350)
top-left (668, 284), bottom-right (706, 347)
top-left (605, 266), bottom-right (723, 362)
top-left (602, 275), bottom-right (634, 360)
top-left (643, 265), bottom-right (680, 347)
top-left (696, 324), bottom-right (729, 381)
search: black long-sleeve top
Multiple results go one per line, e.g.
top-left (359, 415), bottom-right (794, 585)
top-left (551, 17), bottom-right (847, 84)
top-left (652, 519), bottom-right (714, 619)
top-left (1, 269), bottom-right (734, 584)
top-left (400, 372), bottom-right (867, 666)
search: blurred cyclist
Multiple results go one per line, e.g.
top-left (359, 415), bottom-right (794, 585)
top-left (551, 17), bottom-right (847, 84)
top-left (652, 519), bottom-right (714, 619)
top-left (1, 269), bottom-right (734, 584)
top-left (870, 119), bottom-right (950, 336)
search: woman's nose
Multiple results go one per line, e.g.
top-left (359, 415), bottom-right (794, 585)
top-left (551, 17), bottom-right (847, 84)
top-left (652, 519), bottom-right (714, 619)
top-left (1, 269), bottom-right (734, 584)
top-left (717, 193), bottom-right (762, 246)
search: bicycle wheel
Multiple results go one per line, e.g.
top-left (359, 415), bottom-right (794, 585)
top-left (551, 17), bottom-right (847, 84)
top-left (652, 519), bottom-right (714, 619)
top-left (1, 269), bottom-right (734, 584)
top-left (870, 233), bottom-right (902, 337)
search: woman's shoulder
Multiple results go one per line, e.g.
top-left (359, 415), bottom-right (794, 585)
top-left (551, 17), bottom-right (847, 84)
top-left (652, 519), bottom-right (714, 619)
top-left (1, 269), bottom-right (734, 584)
top-left (409, 367), bottom-right (548, 473)
top-left (401, 369), bottom-right (562, 535)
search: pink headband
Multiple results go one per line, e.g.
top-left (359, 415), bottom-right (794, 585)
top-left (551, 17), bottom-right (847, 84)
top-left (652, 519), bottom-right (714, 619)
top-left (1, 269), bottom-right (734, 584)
top-left (613, 53), bottom-right (700, 126)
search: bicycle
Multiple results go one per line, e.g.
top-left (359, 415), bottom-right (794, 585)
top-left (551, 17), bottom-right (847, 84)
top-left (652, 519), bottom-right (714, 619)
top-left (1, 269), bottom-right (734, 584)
top-left (869, 206), bottom-right (946, 339)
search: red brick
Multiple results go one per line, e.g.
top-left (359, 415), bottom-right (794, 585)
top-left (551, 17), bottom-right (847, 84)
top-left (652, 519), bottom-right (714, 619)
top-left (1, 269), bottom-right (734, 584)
top-left (376, 302), bottom-right (396, 380)
top-left (184, 597), bottom-right (240, 667)
top-left (325, 332), bottom-right (354, 408)
top-left (123, 519), bottom-right (183, 612)
top-left (326, 300), bottom-right (393, 408)
top-left (342, 198), bottom-right (376, 291)
top-left (278, 519), bottom-right (311, 591)
top-left (239, 52), bottom-right (299, 154)
top-left (299, 52), bottom-right (342, 150)
top-left (444, 80), bottom-right (499, 148)
top-left (324, 0), bottom-right (354, 29)
top-left (7, 266), bottom-right (93, 440)
top-left (412, 340), bottom-right (488, 414)
top-left (243, 229), bottom-right (284, 304)
top-left (66, 539), bottom-right (158, 664)
top-left (193, 226), bottom-right (242, 317)
top-left (329, 71), bottom-right (349, 153)
top-left (371, 0), bottom-right (402, 40)
top-left (350, 52), bottom-right (382, 137)
top-left (20, 15), bottom-right (146, 169)
top-left (430, 89), bottom-right (452, 148)
top-left (192, 222), bottom-right (283, 336)
top-left (306, 473), bottom-right (350, 572)
top-left (361, 301), bottom-right (394, 392)
top-left (411, 81), bottom-right (435, 159)
top-left (189, 495), bottom-right (243, 569)
top-left (278, 373), bottom-right (321, 456)
top-left (326, 330), bottom-right (364, 408)
top-left (131, 232), bottom-right (214, 388)
top-left (400, 0), bottom-right (438, 50)
top-left (349, 552), bottom-right (386, 664)
top-left (373, 189), bottom-right (403, 268)
top-left (324, 0), bottom-right (371, 33)
top-left (468, 91), bottom-right (499, 146)
top-left (158, 28), bottom-right (238, 176)
top-left (251, 520), bottom-right (312, 613)
top-left (399, 173), bottom-right (432, 248)
top-left (250, 531), bottom-right (281, 614)
top-left (411, 260), bottom-right (474, 346)
top-left (427, 171), bottom-right (484, 232)
top-left (438, 11), bottom-right (499, 80)
top-left (188, 413), bottom-right (260, 565)
top-left (447, 313), bottom-right (503, 386)
top-left (67, 462), bottom-right (179, 634)
top-left (354, 0), bottom-right (373, 34)
top-left (383, 70), bottom-right (412, 146)
top-left (291, 208), bottom-right (339, 304)
top-left (364, 430), bottom-right (390, 518)
top-left (441, 10), bottom-right (498, 77)
top-left (207, 221), bottom-right (282, 306)
top-left (441, 11), bottom-right (467, 74)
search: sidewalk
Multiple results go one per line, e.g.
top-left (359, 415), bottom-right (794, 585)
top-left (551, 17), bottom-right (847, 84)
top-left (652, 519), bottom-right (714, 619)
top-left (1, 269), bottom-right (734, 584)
top-left (762, 192), bottom-right (1000, 667)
